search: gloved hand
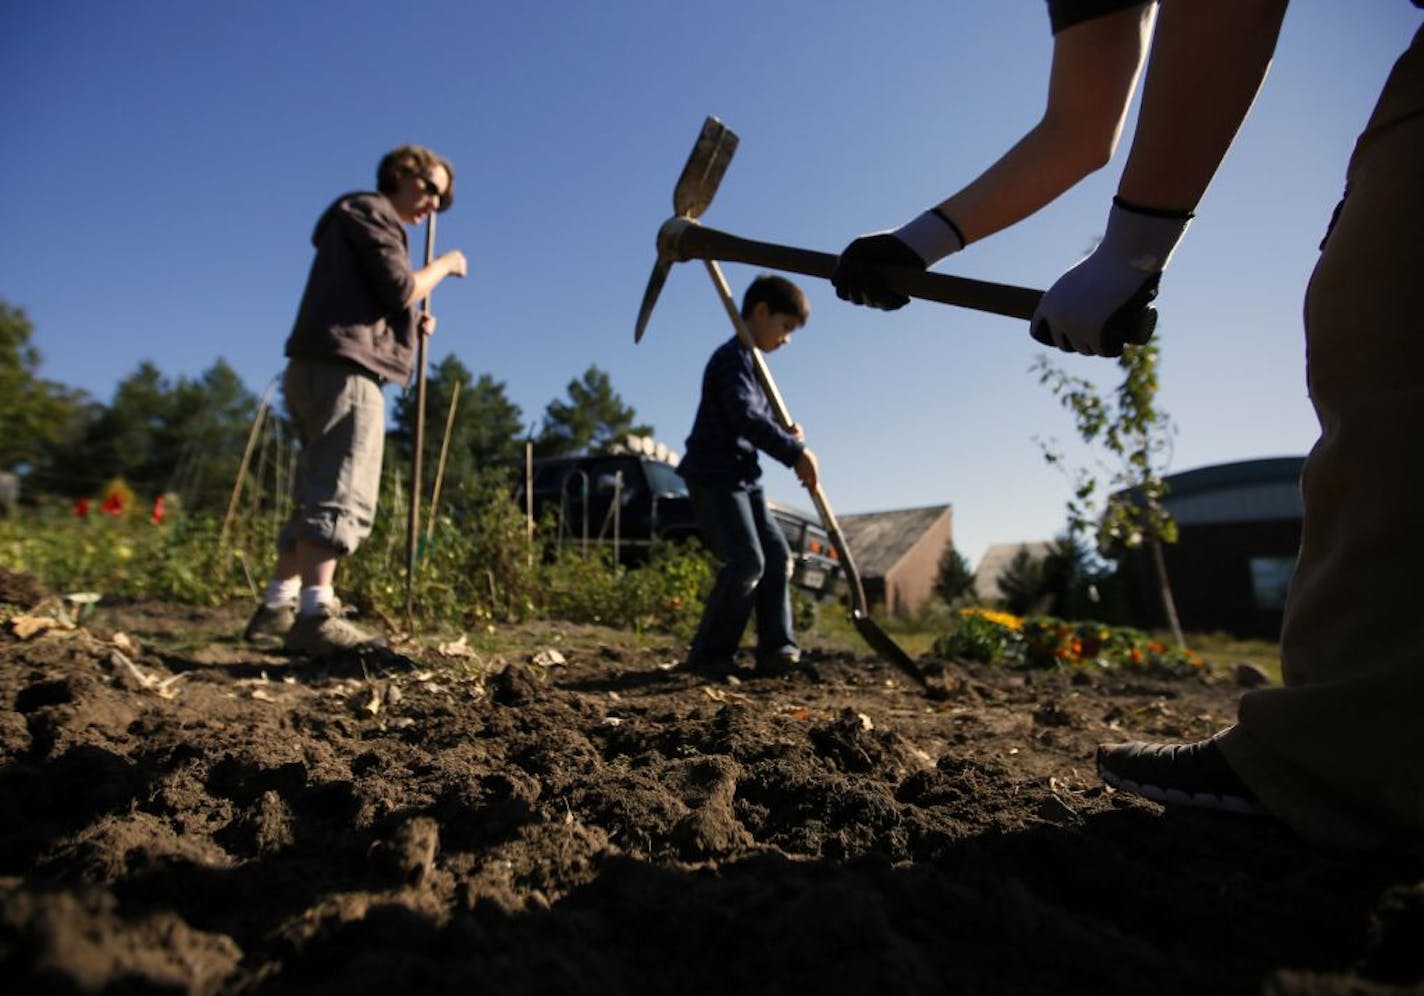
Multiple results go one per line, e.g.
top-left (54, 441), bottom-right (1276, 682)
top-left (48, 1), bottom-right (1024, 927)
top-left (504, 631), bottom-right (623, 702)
top-left (1031, 199), bottom-right (1192, 357)
top-left (832, 234), bottom-right (924, 310)
top-left (833, 209), bottom-right (965, 310)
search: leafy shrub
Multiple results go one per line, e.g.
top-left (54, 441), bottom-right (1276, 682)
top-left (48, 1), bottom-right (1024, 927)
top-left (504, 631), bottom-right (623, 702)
top-left (932, 607), bottom-right (1207, 676)
top-left (0, 504), bottom-right (239, 606)
top-left (939, 607), bottom-right (1019, 661)
top-left (932, 608), bottom-right (1020, 664)
top-left (538, 540), bottom-right (710, 639)
top-left (1, 473), bottom-right (714, 641)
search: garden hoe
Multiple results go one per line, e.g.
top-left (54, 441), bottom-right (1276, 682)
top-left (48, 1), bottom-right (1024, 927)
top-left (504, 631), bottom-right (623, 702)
top-left (634, 116), bottom-right (1045, 345)
top-left (701, 257), bottom-right (939, 694)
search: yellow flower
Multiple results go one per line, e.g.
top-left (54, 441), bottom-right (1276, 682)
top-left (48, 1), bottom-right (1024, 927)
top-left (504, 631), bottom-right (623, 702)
top-left (958, 607), bottom-right (1023, 630)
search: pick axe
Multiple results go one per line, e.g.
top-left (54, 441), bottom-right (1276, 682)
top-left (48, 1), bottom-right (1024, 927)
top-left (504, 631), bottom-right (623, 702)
top-left (634, 116), bottom-right (1043, 344)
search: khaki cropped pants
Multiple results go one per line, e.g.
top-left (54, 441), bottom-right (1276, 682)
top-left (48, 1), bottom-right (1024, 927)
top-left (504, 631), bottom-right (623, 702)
top-left (278, 357), bottom-right (386, 557)
top-left (1218, 25), bottom-right (1424, 853)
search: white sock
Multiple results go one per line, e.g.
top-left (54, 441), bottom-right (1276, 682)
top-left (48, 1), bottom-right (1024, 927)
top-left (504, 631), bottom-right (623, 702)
top-left (264, 578), bottom-right (301, 608)
top-left (299, 585), bottom-right (336, 616)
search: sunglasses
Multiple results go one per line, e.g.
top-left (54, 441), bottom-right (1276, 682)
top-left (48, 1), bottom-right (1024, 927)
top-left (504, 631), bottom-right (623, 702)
top-left (412, 172), bottom-right (442, 200)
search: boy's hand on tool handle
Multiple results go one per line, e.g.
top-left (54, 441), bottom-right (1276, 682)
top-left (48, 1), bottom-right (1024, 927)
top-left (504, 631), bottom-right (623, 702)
top-left (795, 448), bottom-right (819, 490)
top-left (419, 313), bottom-right (437, 337)
top-left (789, 423), bottom-right (806, 442)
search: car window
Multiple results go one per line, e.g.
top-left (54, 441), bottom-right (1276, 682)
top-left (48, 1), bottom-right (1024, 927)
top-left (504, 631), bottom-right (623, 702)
top-left (644, 461), bottom-right (688, 498)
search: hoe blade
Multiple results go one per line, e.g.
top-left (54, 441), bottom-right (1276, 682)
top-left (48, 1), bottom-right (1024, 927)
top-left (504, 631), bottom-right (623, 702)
top-left (672, 116), bottom-right (738, 220)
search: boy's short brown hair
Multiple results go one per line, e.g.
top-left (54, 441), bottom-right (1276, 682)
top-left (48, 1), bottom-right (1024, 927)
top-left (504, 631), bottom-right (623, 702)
top-left (741, 274), bottom-right (810, 325)
top-left (376, 144), bottom-right (456, 212)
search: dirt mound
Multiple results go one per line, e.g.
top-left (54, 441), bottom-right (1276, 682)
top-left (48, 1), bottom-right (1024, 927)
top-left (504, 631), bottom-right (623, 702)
top-left (0, 602), bottom-right (1418, 994)
top-left (0, 567), bottom-right (49, 611)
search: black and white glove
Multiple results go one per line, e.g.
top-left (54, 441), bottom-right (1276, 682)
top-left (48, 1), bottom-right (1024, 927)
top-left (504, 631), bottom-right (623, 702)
top-left (1030, 198), bottom-right (1192, 357)
top-left (832, 209), bottom-right (965, 310)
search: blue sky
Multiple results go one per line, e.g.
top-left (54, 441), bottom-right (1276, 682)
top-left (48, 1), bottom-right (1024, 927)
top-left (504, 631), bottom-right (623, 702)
top-left (3, 1), bottom-right (1417, 566)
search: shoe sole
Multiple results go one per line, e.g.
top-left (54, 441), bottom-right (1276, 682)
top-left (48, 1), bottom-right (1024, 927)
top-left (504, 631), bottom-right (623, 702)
top-left (284, 639), bottom-right (387, 657)
top-left (1097, 761), bottom-right (1270, 816)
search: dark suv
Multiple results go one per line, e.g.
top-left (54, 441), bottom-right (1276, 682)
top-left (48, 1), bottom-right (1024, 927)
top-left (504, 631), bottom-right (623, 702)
top-left (516, 455), bottom-right (840, 599)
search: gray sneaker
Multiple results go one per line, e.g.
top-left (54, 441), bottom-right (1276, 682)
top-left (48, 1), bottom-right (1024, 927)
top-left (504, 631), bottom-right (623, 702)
top-left (243, 602), bottom-right (296, 648)
top-left (283, 603), bottom-right (386, 656)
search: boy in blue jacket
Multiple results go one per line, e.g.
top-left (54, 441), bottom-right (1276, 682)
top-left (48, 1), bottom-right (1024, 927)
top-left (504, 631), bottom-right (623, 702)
top-left (678, 275), bottom-right (820, 676)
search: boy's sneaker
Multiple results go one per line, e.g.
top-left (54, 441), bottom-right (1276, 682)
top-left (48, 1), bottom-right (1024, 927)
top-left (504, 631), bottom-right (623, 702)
top-left (680, 650), bottom-right (740, 678)
top-left (754, 647), bottom-right (802, 678)
top-left (283, 602), bottom-right (386, 656)
top-left (1097, 738), bottom-right (1270, 816)
top-left (243, 602), bottom-right (296, 648)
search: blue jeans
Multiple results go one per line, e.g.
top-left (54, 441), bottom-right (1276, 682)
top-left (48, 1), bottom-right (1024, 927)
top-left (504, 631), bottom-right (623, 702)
top-left (688, 482), bottom-right (797, 659)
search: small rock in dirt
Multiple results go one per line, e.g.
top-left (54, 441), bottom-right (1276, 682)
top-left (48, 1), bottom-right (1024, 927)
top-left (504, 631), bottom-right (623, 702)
top-left (491, 664), bottom-right (543, 706)
top-left (1035, 793), bottom-right (1083, 827)
top-left (531, 648), bottom-right (566, 668)
top-left (223, 790), bottom-right (295, 857)
top-left (1032, 703), bottom-right (1073, 728)
top-left (370, 816), bottom-right (441, 887)
top-left (0, 567), bottom-right (51, 609)
top-left (1233, 662), bottom-right (1273, 688)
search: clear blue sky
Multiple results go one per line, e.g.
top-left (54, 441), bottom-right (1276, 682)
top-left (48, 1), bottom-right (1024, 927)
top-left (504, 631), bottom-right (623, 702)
top-left (3, 1), bottom-right (1416, 567)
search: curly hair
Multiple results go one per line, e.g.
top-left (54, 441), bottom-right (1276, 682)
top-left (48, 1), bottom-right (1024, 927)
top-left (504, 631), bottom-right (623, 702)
top-left (376, 144), bottom-right (455, 213)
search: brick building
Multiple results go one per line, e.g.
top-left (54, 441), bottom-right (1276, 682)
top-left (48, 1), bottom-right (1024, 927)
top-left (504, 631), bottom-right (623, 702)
top-left (839, 505), bottom-right (953, 617)
top-left (1120, 456), bottom-right (1305, 638)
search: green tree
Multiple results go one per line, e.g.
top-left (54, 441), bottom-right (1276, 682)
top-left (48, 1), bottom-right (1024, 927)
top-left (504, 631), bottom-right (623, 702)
top-left (997, 547), bottom-right (1049, 616)
top-left (535, 365), bottom-right (652, 458)
top-left (1033, 340), bottom-right (1184, 647)
top-left (392, 355), bottom-right (525, 510)
top-left (50, 361), bottom-right (170, 496)
top-left (0, 300), bottom-right (87, 474)
top-left (163, 360), bottom-right (260, 508)
top-left (1039, 530), bottom-right (1117, 621)
top-left (933, 544), bottom-right (976, 605)
top-left (463, 371), bottom-right (525, 471)
top-left (48, 359), bottom-right (259, 509)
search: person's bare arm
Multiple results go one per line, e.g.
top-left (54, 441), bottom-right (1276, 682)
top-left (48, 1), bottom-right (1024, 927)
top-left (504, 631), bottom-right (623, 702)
top-left (834, 3), bottom-right (1155, 309)
top-left (1117, 0), bottom-right (1289, 212)
top-left (1030, 0), bottom-right (1290, 357)
top-left (943, 2), bottom-right (1156, 243)
top-left (405, 251), bottom-right (468, 307)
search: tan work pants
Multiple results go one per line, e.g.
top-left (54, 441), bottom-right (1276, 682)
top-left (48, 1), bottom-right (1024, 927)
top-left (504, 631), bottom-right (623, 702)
top-left (1218, 25), bottom-right (1424, 853)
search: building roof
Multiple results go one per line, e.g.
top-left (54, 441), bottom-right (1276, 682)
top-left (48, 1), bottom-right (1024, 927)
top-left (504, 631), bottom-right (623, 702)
top-left (1161, 456), bottom-right (1305, 526)
top-left (839, 505), bottom-right (951, 577)
top-left (1162, 456), bottom-right (1305, 497)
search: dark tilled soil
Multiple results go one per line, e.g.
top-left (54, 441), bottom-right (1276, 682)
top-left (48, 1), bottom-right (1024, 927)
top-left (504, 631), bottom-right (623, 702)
top-left (0, 596), bottom-right (1419, 995)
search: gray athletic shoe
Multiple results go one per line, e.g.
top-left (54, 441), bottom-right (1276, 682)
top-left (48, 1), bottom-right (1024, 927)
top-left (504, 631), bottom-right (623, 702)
top-left (283, 603), bottom-right (386, 656)
top-left (243, 602), bottom-right (296, 648)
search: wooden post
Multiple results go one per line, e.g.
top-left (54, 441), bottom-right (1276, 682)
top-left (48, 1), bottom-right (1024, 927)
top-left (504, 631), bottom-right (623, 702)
top-left (425, 382), bottom-right (461, 547)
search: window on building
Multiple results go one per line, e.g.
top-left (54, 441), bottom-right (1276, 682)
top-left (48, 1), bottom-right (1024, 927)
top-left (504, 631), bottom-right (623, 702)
top-left (1249, 556), bottom-right (1296, 610)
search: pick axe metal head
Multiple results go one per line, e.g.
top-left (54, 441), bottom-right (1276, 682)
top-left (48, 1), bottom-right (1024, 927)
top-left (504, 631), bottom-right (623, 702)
top-left (634, 116), bottom-right (739, 343)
